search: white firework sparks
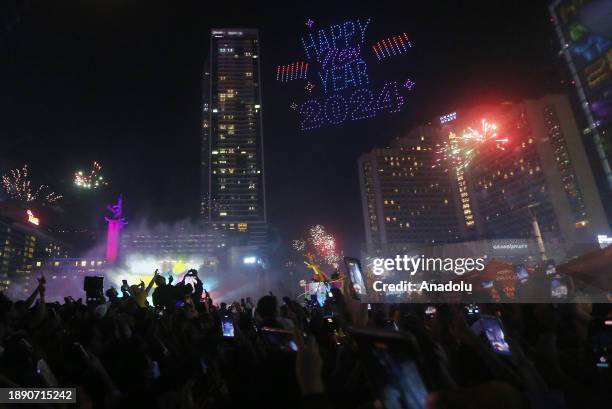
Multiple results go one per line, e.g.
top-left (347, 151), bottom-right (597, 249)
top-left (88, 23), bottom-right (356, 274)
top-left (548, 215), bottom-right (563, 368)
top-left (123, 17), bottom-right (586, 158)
top-left (1, 165), bottom-right (62, 204)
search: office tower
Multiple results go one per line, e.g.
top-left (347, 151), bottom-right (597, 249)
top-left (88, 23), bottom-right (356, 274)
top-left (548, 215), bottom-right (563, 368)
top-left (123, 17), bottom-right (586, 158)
top-left (359, 95), bottom-right (610, 258)
top-left (0, 204), bottom-right (66, 295)
top-left (358, 127), bottom-right (462, 254)
top-left (446, 95), bottom-right (610, 256)
top-left (550, 0), bottom-right (612, 225)
top-left (201, 28), bottom-right (267, 249)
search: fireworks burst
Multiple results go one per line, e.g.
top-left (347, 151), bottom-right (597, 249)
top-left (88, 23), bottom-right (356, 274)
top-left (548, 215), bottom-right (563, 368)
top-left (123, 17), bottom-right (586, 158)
top-left (434, 119), bottom-right (508, 172)
top-left (292, 239), bottom-right (306, 253)
top-left (74, 161), bottom-right (108, 190)
top-left (293, 224), bottom-right (340, 267)
top-left (1, 165), bottom-right (62, 204)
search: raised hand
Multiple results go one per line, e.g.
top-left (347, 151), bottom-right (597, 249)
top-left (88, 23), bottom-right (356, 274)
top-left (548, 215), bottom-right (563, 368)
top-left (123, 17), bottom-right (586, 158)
top-left (341, 276), bottom-right (368, 327)
top-left (294, 328), bottom-right (324, 395)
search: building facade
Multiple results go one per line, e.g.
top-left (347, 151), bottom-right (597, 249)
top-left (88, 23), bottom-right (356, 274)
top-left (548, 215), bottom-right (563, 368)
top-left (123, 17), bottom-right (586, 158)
top-left (29, 257), bottom-right (107, 302)
top-left (359, 95), bottom-right (610, 260)
top-left (120, 222), bottom-right (227, 271)
top-left (201, 28), bottom-right (268, 250)
top-left (454, 95), bottom-right (610, 257)
top-left (550, 0), bottom-right (612, 225)
top-left (358, 127), bottom-right (462, 254)
top-left (0, 204), bottom-right (67, 295)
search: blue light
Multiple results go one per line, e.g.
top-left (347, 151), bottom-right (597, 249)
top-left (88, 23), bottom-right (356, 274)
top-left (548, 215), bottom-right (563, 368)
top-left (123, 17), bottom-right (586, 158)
top-left (325, 95), bottom-right (348, 124)
top-left (302, 18), bottom-right (372, 60)
top-left (357, 19), bottom-right (371, 44)
top-left (302, 33), bottom-right (319, 60)
top-left (349, 89), bottom-right (376, 121)
top-left (376, 81), bottom-right (404, 113)
top-left (292, 19), bottom-right (415, 132)
top-left (298, 81), bottom-right (405, 130)
top-left (299, 100), bottom-right (325, 130)
top-left (342, 20), bottom-right (355, 48)
top-left (318, 58), bottom-right (369, 94)
top-left (317, 29), bottom-right (331, 57)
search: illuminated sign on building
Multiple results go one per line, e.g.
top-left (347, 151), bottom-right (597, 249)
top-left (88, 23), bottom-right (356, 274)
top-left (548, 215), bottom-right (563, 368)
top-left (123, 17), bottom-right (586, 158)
top-left (490, 239), bottom-right (531, 255)
top-left (26, 209), bottom-right (39, 226)
top-left (597, 234), bottom-right (612, 249)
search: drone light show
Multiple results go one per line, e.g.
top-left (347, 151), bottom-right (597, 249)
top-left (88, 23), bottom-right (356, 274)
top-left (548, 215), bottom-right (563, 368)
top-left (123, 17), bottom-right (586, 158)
top-left (279, 18), bottom-right (416, 131)
top-left (276, 61), bottom-right (309, 82)
top-left (371, 32), bottom-right (412, 60)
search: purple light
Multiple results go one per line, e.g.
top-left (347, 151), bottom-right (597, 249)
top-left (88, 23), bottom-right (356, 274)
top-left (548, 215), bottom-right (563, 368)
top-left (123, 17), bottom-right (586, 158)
top-left (298, 81), bottom-right (406, 131)
top-left (106, 220), bottom-right (121, 263)
top-left (306, 19), bottom-right (314, 29)
top-left (404, 78), bottom-right (415, 90)
top-left (317, 46), bottom-right (361, 70)
top-left (105, 194), bottom-right (127, 265)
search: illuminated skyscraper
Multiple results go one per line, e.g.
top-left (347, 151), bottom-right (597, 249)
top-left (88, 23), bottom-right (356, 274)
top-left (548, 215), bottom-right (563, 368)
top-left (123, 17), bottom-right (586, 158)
top-left (444, 95), bottom-right (610, 257)
top-left (0, 203), bottom-right (67, 296)
top-left (550, 0), bottom-right (612, 225)
top-left (358, 128), bottom-right (462, 254)
top-left (201, 28), bottom-right (267, 248)
top-left (359, 95), bottom-right (610, 258)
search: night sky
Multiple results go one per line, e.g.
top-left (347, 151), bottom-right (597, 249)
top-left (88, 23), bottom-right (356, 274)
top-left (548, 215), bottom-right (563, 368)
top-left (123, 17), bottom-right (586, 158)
top-left (0, 0), bottom-right (563, 257)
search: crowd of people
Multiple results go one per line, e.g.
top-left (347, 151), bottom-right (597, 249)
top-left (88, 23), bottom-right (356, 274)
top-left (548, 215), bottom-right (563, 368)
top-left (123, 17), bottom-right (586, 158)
top-left (0, 268), bottom-right (610, 409)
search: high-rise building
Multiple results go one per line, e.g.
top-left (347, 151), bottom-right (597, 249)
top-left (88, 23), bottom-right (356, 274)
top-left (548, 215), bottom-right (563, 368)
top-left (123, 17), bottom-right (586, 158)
top-left (358, 128), bottom-right (462, 254)
top-left (0, 204), bottom-right (67, 295)
top-left (550, 0), bottom-right (612, 225)
top-left (358, 95), bottom-right (610, 259)
top-left (444, 95), bottom-right (610, 257)
top-left (201, 28), bottom-right (267, 249)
